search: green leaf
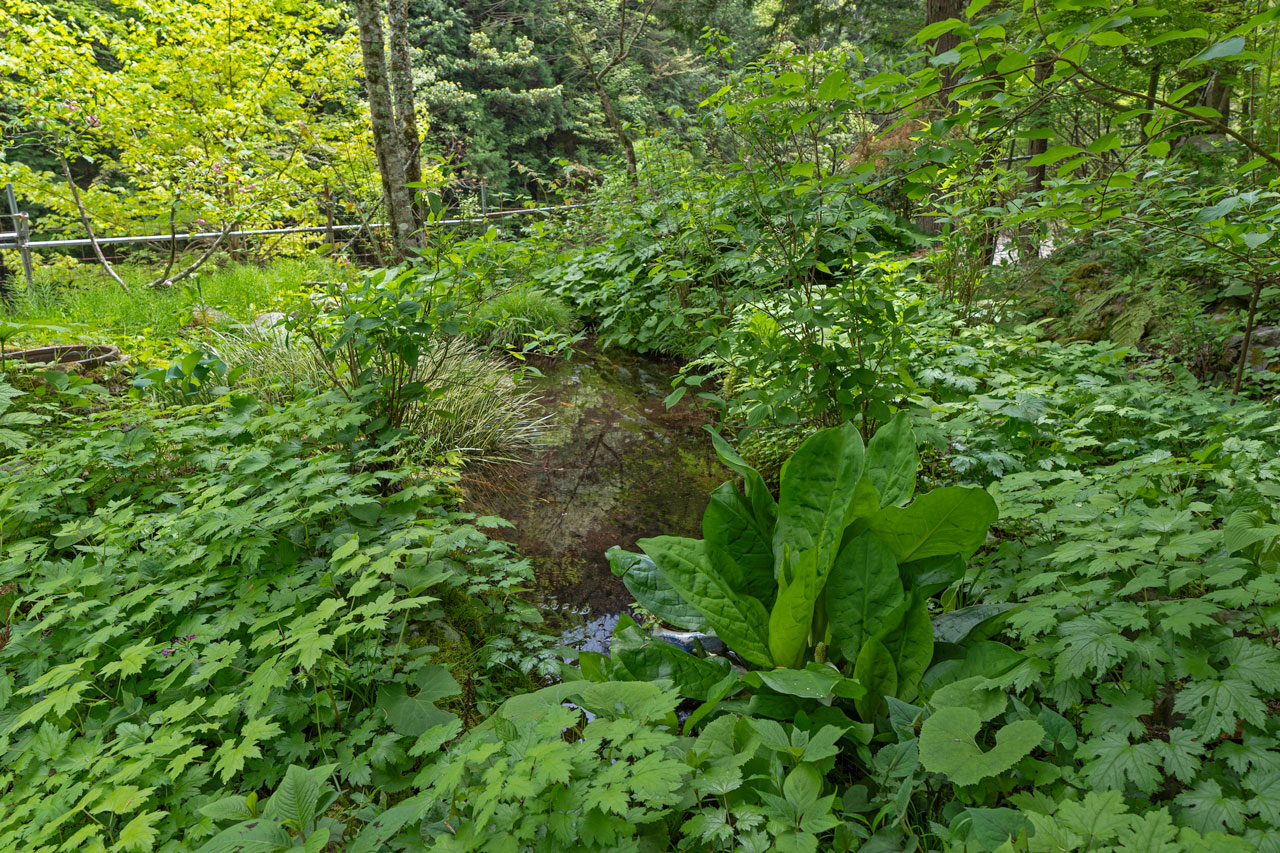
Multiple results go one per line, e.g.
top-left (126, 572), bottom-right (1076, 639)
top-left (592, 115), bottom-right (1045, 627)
top-left (783, 764), bottom-right (824, 810)
top-left (192, 817), bottom-right (292, 853)
top-left (774, 423), bottom-right (866, 579)
top-left (746, 664), bottom-right (865, 701)
top-left (378, 681), bottom-right (459, 738)
top-left (769, 549), bottom-right (820, 669)
top-left (607, 547), bottom-right (706, 631)
top-left (827, 531), bottom-right (904, 664)
top-left (1088, 31), bottom-right (1130, 46)
top-left (853, 638), bottom-right (898, 720)
top-left (930, 676), bottom-right (1007, 722)
top-left (865, 413), bottom-right (919, 508)
top-left (918, 706), bottom-right (1044, 786)
top-left (881, 592), bottom-right (934, 702)
top-left (1190, 36), bottom-right (1247, 64)
top-left (707, 427), bottom-right (777, 535)
top-left (1025, 145), bottom-right (1084, 168)
top-left (265, 765), bottom-right (330, 831)
top-left (867, 486), bottom-right (997, 562)
top-left (703, 482), bottom-right (777, 603)
top-left (114, 811), bottom-right (168, 853)
top-left (640, 535), bottom-right (773, 667)
top-left (611, 615), bottom-right (733, 701)
top-left (1193, 196), bottom-right (1239, 224)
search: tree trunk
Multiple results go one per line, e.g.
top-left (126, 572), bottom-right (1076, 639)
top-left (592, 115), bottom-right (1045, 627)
top-left (352, 0), bottom-right (420, 259)
top-left (926, 0), bottom-right (964, 104)
top-left (593, 79), bottom-right (638, 183)
top-left (1140, 64), bottom-right (1161, 140)
top-left (386, 0), bottom-right (426, 228)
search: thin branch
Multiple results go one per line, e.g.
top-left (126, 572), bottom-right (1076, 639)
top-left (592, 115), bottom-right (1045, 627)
top-left (61, 155), bottom-right (130, 295)
top-left (150, 221), bottom-right (237, 288)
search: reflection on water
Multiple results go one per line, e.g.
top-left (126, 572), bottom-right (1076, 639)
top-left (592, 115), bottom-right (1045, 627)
top-left (467, 344), bottom-right (723, 653)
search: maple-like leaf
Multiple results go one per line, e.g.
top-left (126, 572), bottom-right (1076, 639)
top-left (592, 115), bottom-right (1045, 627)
top-left (1174, 678), bottom-right (1269, 739)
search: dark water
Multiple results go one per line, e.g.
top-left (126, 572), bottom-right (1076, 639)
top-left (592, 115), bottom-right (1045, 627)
top-left (466, 346), bottom-right (723, 652)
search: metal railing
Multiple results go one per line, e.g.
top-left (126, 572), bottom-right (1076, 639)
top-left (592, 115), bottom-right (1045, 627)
top-left (0, 190), bottom-right (587, 285)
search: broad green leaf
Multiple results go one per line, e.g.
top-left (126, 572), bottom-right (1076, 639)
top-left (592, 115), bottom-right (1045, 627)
top-left (745, 664), bottom-right (865, 701)
top-left (115, 811), bottom-right (168, 853)
top-left (880, 592), bottom-right (933, 702)
top-left (1194, 196), bottom-right (1239, 224)
top-left (918, 706), bottom-right (1044, 786)
top-left (774, 423), bottom-right (866, 577)
top-left (706, 428), bottom-right (777, 531)
top-left (703, 482), bottom-right (777, 603)
top-left (930, 676), bottom-right (1007, 722)
top-left (265, 765), bottom-right (330, 831)
top-left (349, 796), bottom-right (430, 853)
top-left (378, 682), bottom-right (458, 738)
top-left (769, 549), bottom-right (820, 669)
top-left (1190, 36), bottom-right (1247, 64)
top-left (865, 413), bottom-right (919, 508)
top-left (899, 553), bottom-right (965, 596)
top-left (826, 531), bottom-right (904, 664)
top-left (1025, 145), bottom-right (1084, 168)
top-left (867, 486), bottom-right (997, 562)
top-left (611, 615), bottom-right (733, 701)
top-left (930, 603), bottom-right (1018, 644)
top-left (853, 638), bottom-right (898, 720)
top-left (920, 640), bottom-right (1026, 698)
top-left (640, 535), bottom-right (773, 667)
top-left (607, 547), bottom-right (706, 631)
top-left (1088, 31), bottom-right (1130, 46)
top-left (193, 816), bottom-right (291, 853)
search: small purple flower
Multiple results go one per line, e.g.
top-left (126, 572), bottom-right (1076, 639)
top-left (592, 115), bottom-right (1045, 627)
top-left (161, 648), bottom-right (172, 657)
top-left (186, 634), bottom-right (196, 641)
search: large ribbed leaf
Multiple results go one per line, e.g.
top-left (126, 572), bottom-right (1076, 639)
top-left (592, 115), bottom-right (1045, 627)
top-left (703, 482), bottom-right (776, 604)
top-left (865, 413), bottom-right (919, 508)
top-left (607, 546), bottom-right (706, 631)
top-left (826, 531), bottom-right (904, 665)
top-left (611, 615), bottom-right (733, 701)
top-left (707, 428), bottom-right (777, 531)
top-left (867, 486), bottom-right (997, 562)
top-left (768, 549), bottom-right (819, 669)
top-left (639, 535), bottom-right (773, 667)
top-left (774, 423), bottom-right (866, 579)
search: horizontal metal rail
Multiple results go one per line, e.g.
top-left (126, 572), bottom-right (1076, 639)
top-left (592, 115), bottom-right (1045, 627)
top-left (0, 202), bottom-right (586, 250)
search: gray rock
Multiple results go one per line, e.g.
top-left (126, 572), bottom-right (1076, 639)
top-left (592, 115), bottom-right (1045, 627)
top-left (253, 311), bottom-right (287, 330)
top-left (1224, 326), bottom-right (1280, 373)
top-left (650, 628), bottom-right (727, 656)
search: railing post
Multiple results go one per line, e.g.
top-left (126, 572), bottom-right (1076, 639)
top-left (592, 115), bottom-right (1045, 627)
top-left (4, 185), bottom-right (34, 287)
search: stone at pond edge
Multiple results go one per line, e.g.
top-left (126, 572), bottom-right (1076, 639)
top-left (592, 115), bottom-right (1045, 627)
top-left (650, 627), bottom-right (726, 656)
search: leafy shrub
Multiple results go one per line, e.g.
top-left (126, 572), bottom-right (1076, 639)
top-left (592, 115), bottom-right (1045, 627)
top-left (0, 391), bottom-right (540, 851)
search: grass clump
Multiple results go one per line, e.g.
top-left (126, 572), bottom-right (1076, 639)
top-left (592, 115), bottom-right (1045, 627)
top-left (209, 326), bottom-right (543, 465)
top-left (472, 285), bottom-right (576, 351)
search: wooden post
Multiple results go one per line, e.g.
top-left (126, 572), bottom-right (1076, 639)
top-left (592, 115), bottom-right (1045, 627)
top-left (4, 185), bottom-right (34, 287)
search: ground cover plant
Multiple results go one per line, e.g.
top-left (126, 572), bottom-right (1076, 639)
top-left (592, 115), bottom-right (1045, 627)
top-left (5, 0), bottom-right (1280, 849)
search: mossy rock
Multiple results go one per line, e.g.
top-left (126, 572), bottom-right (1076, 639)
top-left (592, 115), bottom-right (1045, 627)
top-left (1063, 261), bottom-right (1113, 291)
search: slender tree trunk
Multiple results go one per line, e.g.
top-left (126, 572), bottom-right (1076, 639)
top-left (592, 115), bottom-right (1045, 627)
top-left (352, 0), bottom-right (420, 259)
top-left (926, 0), bottom-right (964, 105)
top-left (386, 0), bottom-right (426, 228)
top-left (1140, 64), bottom-right (1161, 140)
top-left (593, 79), bottom-right (637, 182)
